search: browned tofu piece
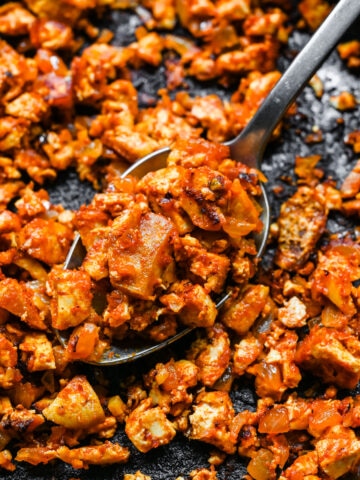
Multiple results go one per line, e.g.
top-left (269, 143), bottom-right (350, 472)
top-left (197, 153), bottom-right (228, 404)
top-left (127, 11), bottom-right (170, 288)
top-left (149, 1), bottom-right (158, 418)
top-left (125, 398), bottom-right (176, 453)
top-left (108, 212), bottom-right (177, 300)
top-left (311, 241), bottom-right (360, 317)
top-left (0, 333), bottom-right (22, 389)
top-left (315, 426), bottom-right (360, 479)
top-left (186, 323), bottom-right (230, 387)
top-left (295, 325), bottom-right (360, 389)
top-left (42, 375), bottom-right (105, 429)
top-left (275, 186), bottom-right (327, 271)
top-left (221, 284), bottom-right (269, 335)
top-left (19, 333), bottom-right (56, 372)
top-left (16, 441), bottom-right (130, 469)
top-left (174, 234), bottom-right (230, 294)
top-left (160, 281), bottom-right (217, 328)
top-left (0, 278), bottom-right (47, 330)
top-left (189, 390), bottom-right (236, 454)
top-left (17, 218), bottom-right (74, 266)
top-left (0, 3), bottom-right (35, 36)
top-left (47, 268), bottom-right (93, 330)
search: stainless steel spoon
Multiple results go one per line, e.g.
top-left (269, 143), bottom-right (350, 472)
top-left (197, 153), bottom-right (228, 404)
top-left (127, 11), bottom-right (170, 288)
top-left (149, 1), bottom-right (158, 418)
top-left (59, 0), bottom-right (360, 365)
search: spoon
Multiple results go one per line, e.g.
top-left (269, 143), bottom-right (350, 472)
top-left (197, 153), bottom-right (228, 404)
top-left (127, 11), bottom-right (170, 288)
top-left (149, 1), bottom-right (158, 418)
top-left (59, 0), bottom-right (360, 365)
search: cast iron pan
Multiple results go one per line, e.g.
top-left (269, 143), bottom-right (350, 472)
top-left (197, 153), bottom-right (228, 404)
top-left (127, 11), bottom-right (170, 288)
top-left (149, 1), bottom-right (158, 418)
top-left (3, 2), bottom-right (360, 479)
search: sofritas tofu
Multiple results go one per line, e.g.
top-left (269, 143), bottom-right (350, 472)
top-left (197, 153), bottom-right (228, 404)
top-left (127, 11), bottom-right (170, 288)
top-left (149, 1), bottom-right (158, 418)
top-left (42, 375), bottom-right (105, 429)
top-left (0, 334), bottom-right (22, 389)
top-left (160, 280), bottom-right (217, 328)
top-left (186, 323), bottom-right (230, 387)
top-left (16, 218), bottom-right (74, 265)
top-left (295, 325), bottom-right (360, 389)
top-left (47, 268), bottom-right (93, 330)
top-left (19, 333), bottom-right (56, 372)
top-left (274, 186), bottom-right (327, 271)
top-left (108, 211), bottom-right (177, 300)
top-left (0, 3), bottom-right (35, 36)
top-left (144, 358), bottom-right (199, 415)
top-left (16, 441), bottom-right (130, 469)
top-left (315, 425), bottom-right (360, 479)
top-left (0, 278), bottom-right (48, 330)
top-left (125, 398), bottom-right (176, 453)
top-left (189, 391), bottom-right (236, 454)
top-left (173, 234), bottom-right (230, 294)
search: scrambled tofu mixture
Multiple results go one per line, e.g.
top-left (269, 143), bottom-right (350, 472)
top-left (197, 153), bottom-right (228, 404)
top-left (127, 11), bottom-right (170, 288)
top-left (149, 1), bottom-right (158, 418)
top-left (57, 138), bottom-right (263, 361)
top-left (0, 0), bottom-right (360, 479)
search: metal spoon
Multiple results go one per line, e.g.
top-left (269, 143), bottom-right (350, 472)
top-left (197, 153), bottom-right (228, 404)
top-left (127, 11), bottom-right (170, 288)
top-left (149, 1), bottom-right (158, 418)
top-left (59, 0), bottom-right (360, 365)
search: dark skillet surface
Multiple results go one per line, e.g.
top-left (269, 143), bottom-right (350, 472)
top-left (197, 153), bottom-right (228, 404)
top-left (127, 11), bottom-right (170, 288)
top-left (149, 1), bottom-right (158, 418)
top-left (3, 3), bottom-right (360, 479)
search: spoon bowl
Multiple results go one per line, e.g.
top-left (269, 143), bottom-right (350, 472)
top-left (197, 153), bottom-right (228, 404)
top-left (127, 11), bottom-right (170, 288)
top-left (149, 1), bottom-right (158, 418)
top-left (57, 0), bottom-right (360, 365)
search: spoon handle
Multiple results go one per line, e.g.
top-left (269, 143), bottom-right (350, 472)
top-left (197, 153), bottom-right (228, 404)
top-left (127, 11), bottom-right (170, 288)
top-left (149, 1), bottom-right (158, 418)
top-left (228, 0), bottom-right (360, 169)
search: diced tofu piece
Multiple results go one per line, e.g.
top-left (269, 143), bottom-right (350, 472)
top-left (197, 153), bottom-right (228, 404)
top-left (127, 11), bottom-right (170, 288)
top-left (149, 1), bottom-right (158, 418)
top-left (187, 323), bottom-right (230, 387)
top-left (189, 391), bottom-right (236, 454)
top-left (295, 326), bottom-right (360, 389)
top-left (298, 0), bottom-right (332, 31)
top-left (47, 268), bottom-right (93, 330)
top-left (17, 218), bottom-right (74, 266)
top-left (23, 0), bottom-right (88, 24)
top-left (102, 126), bottom-right (159, 163)
top-left (0, 278), bottom-right (47, 330)
top-left (243, 9), bottom-right (287, 36)
top-left (5, 92), bottom-right (48, 122)
top-left (15, 447), bottom-right (58, 466)
top-left (1, 407), bottom-right (44, 433)
top-left (0, 210), bottom-right (21, 233)
top-left (19, 333), bottom-right (56, 372)
top-left (278, 296), bottom-right (308, 328)
top-left (174, 235), bottom-right (230, 293)
top-left (311, 242), bottom-right (360, 316)
top-left (0, 334), bottom-right (22, 389)
top-left (55, 441), bottom-right (130, 469)
top-left (284, 394), bottom-right (312, 431)
top-left (81, 234), bottom-right (109, 281)
top-left (42, 375), bottom-right (105, 429)
top-left (0, 3), bottom-right (35, 36)
top-left (0, 449), bottom-right (15, 472)
top-left (341, 158), bottom-right (360, 198)
top-left (217, 0), bottom-right (250, 20)
top-left (103, 290), bottom-right (131, 329)
top-left (29, 18), bottom-right (73, 50)
top-left (308, 399), bottom-right (343, 438)
top-left (233, 335), bottom-right (263, 376)
top-left (315, 426), bottom-right (360, 479)
top-left (275, 186), bottom-right (327, 271)
top-left (137, 165), bottom-right (194, 236)
top-left (108, 212), bottom-right (176, 300)
top-left (281, 451), bottom-right (319, 479)
top-left (249, 328), bottom-right (302, 401)
top-left (145, 359), bottom-right (199, 411)
top-left (160, 281), bottom-right (217, 328)
top-left (221, 284), bottom-right (269, 335)
top-left (16, 441), bottom-right (129, 469)
top-left (125, 398), bottom-right (176, 453)
top-left (176, 0), bottom-right (216, 36)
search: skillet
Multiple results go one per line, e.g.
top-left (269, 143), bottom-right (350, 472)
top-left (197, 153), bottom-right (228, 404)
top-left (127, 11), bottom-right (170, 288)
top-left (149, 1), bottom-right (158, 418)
top-left (4, 1), bottom-right (360, 479)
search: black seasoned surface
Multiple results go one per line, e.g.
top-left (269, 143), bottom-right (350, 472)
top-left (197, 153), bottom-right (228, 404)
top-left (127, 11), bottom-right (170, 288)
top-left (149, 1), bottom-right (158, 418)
top-left (2, 2), bottom-right (360, 480)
